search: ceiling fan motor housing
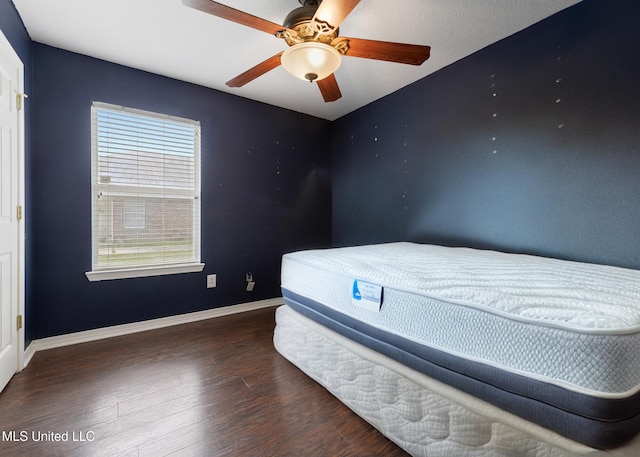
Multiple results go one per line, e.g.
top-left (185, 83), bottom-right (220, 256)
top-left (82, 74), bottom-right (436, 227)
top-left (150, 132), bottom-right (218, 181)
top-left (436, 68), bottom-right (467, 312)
top-left (283, 6), bottom-right (317, 29)
top-left (282, 5), bottom-right (338, 46)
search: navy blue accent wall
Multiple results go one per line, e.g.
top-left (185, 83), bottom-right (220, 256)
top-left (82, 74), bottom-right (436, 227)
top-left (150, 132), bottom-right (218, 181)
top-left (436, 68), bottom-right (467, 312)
top-left (0, 0), bottom-right (30, 60)
top-left (332, 0), bottom-right (640, 270)
top-left (29, 44), bottom-right (331, 340)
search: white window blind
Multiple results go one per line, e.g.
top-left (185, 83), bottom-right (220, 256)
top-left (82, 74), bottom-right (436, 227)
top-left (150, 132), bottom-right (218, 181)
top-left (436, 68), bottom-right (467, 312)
top-left (86, 102), bottom-right (203, 281)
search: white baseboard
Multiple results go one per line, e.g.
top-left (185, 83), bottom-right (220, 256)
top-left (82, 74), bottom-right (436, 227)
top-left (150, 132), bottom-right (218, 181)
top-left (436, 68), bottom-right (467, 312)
top-left (23, 341), bottom-right (36, 369)
top-left (23, 297), bottom-right (283, 368)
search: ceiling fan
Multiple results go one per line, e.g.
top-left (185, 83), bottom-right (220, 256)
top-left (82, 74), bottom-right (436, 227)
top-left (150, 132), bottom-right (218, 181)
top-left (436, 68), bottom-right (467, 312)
top-left (183, 0), bottom-right (431, 102)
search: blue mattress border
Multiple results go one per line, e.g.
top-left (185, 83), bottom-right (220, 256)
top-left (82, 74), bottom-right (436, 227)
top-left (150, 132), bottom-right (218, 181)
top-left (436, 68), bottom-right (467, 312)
top-left (281, 288), bottom-right (640, 449)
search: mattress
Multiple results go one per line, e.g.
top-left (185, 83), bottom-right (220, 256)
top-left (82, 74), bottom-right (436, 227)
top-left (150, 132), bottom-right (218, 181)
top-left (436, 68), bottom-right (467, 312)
top-left (274, 304), bottom-right (640, 457)
top-left (279, 242), bottom-right (640, 449)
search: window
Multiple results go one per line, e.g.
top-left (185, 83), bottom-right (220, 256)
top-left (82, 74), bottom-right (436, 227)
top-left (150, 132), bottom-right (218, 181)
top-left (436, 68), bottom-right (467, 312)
top-left (124, 199), bottom-right (146, 229)
top-left (86, 102), bottom-right (204, 281)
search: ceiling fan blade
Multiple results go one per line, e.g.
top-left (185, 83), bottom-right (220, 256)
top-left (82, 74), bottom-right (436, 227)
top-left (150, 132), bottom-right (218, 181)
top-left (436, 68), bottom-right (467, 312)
top-left (226, 52), bottom-right (283, 87)
top-left (336, 37), bottom-right (431, 65)
top-left (312, 0), bottom-right (360, 32)
top-left (317, 73), bottom-right (342, 102)
top-left (183, 0), bottom-right (286, 35)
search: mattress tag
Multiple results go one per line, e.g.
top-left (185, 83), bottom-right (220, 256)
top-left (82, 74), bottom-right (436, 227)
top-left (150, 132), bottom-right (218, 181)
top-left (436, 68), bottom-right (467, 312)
top-left (352, 280), bottom-right (383, 312)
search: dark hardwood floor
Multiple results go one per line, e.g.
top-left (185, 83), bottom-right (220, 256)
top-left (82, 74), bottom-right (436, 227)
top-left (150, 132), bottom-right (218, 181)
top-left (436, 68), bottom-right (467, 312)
top-left (0, 307), bottom-right (408, 457)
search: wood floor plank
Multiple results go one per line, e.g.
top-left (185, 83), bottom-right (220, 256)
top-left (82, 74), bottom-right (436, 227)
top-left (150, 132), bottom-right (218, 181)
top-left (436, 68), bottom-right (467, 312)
top-left (0, 307), bottom-right (407, 456)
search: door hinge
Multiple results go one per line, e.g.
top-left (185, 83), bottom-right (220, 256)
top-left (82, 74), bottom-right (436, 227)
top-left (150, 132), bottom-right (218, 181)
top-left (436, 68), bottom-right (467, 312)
top-left (17, 205), bottom-right (23, 221)
top-left (17, 315), bottom-right (23, 331)
top-left (16, 92), bottom-right (28, 111)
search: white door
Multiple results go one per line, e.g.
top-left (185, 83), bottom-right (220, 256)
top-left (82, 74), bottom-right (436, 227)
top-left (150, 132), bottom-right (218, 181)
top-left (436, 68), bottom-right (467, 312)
top-left (0, 30), bottom-right (24, 393)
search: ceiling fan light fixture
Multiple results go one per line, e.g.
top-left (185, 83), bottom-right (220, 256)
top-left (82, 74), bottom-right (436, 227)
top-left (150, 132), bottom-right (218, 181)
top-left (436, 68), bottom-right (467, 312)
top-left (281, 42), bottom-right (341, 82)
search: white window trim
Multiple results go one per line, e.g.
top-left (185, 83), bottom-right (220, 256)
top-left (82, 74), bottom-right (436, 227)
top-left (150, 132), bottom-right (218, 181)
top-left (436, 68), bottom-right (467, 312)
top-left (86, 102), bottom-right (204, 281)
top-left (86, 263), bottom-right (205, 282)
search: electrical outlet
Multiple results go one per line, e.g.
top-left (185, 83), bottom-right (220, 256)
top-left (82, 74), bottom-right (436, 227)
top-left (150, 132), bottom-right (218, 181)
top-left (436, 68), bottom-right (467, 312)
top-left (207, 274), bottom-right (217, 288)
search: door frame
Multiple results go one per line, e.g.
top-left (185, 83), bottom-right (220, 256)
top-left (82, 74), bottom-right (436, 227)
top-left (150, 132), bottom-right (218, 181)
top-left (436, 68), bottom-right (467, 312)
top-left (0, 29), bottom-right (26, 372)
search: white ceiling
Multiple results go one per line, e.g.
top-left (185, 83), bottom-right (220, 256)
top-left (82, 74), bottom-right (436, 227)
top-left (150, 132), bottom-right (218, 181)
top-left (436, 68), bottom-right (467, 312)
top-left (12, 0), bottom-right (581, 120)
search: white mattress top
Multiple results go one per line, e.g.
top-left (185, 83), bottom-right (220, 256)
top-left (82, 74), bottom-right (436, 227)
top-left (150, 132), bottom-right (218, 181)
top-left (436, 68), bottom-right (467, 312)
top-left (283, 242), bottom-right (640, 332)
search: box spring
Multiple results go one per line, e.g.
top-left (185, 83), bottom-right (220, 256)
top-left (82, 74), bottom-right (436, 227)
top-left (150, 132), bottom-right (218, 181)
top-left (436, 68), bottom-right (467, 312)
top-left (274, 305), bottom-right (640, 456)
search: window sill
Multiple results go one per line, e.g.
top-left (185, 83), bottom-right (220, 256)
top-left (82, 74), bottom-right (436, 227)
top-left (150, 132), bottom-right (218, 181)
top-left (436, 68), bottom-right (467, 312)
top-left (85, 263), bottom-right (205, 282)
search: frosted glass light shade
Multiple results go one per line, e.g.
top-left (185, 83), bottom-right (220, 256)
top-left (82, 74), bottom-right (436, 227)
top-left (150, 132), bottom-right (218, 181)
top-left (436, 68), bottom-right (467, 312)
top-left (281, 42), bottom-right (341, 82)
